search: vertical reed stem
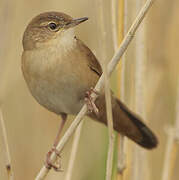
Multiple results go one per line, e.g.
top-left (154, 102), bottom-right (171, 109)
top-left (64, 122), bottom-right (84, 180)
top-left (0, 109), bottom-right (14, 180)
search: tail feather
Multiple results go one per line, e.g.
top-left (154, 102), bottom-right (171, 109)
top-left (118, 100), bottom-right (158, 149)
top-left (88, 94), bottom-right (158, 149)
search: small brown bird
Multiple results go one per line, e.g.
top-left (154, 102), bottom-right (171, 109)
top-left (22, 11), bottom-right (158, 168)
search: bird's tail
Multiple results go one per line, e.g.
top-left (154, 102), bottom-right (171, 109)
top-left (88, 94), bottom-right (158, 149)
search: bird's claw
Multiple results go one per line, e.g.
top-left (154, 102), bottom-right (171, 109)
top-left (85, 87), bottom-right (99, 115)
top-left (45, 146), bottom-right (63, 172)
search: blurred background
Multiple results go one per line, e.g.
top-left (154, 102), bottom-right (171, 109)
top-left (0, 0), bottom-right (178, 180)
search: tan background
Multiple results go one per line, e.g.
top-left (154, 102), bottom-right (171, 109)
top-left (0, 0), bottom-right (178, 180)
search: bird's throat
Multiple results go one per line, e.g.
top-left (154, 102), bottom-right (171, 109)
top-left (55, 28), bottom-right (76, 54)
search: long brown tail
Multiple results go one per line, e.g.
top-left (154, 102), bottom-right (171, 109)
top-left (88, 94), bottom-right (158, 149)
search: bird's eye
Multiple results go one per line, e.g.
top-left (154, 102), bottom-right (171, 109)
top-left (48, 22), bottom-right (57, 30)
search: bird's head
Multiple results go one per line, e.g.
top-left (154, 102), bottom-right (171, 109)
top-left (23, 12), bottom-right (88, 50)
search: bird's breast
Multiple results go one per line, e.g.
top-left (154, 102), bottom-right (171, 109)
top-left (22, 46), bottom-right (93, 115)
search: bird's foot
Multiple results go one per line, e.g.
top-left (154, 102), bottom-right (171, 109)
top-left (45, 146), bottom-right (63, 172)
top-left (85, 87), bottom-right (99, 115)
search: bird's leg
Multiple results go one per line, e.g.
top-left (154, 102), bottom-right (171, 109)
top-left (45, 113), bottom-right (67, 171)
top-left (85, 87), bottom-right (99, 115)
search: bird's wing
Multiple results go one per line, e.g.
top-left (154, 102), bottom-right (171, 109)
top-left (76, 38), bottom-right (102, 77)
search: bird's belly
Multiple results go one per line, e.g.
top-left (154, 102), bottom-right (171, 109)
top-left (28, 77), bottom-right (86, 115)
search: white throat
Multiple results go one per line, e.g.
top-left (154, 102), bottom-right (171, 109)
top-left (56, 28), bottom-right (76, 52)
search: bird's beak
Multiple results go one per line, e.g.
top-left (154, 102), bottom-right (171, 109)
top-left (65, 17), bottom-right (88, 28)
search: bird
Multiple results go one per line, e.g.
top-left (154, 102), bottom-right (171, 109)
top-left (21, 11), bottom-right (158, 170)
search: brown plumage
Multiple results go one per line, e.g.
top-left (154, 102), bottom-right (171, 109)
top-left (22, 11), bottom-right (158, 150)
top-left (89, 95), bottom-right (157, 149)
